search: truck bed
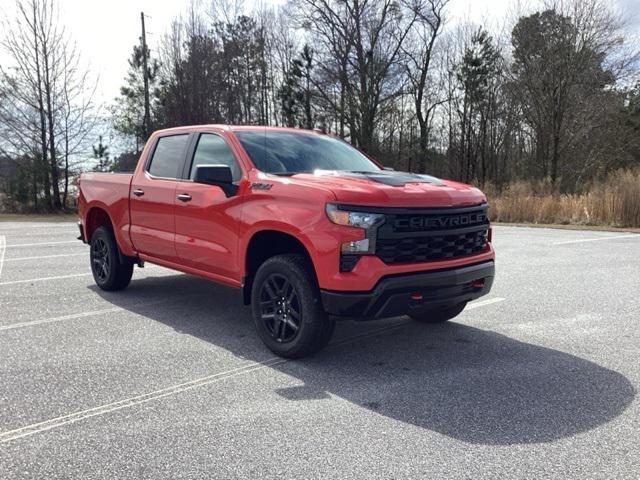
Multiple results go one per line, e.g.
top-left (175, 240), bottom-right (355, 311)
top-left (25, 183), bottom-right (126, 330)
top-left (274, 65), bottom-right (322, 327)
top-left (78, 172), bottom-right (134, 252)
top-left (79, 172), bottom-right (132, 204)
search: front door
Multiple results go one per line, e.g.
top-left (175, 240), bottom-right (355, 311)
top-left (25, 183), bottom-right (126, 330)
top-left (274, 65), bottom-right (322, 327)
top-left (173, 132), bottom-right (244, 282)
top-left (129, 133), bottom-right (190, 263)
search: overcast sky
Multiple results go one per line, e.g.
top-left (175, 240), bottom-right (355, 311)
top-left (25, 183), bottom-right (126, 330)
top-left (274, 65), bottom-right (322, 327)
top-left (1, 0), bottom-right (638, 107)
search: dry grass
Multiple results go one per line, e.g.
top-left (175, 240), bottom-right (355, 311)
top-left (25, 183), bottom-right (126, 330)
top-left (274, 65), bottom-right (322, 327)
top-left (488, 169), bottom-right (640, 228)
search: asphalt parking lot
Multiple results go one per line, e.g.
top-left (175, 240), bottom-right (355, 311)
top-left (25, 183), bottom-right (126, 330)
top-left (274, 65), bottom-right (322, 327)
top-left (0, 222), bottom-right (638, 479)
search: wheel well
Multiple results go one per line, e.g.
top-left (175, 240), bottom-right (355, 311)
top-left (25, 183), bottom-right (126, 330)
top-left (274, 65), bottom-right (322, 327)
top-left (85, 207), bottom-right (113, 240)
top-left (243, 230), bottom-right (315, 305)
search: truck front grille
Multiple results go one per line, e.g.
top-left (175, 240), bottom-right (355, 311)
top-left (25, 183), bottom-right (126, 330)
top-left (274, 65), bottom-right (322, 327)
top-left (374, 204), bottom-right (489, 264)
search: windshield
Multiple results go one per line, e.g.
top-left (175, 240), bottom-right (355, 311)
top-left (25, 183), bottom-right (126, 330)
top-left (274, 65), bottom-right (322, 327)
top-left (235, 131), bottom-right (381, 174)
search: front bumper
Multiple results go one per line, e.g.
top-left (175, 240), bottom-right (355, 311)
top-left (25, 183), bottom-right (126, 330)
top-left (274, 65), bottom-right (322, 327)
top-left (320, 260), bottom-right (494, 319)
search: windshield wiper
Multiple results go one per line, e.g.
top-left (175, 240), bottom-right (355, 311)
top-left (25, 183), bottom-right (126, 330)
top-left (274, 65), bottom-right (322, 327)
top-left (269, 172), bottom-right (302, 177)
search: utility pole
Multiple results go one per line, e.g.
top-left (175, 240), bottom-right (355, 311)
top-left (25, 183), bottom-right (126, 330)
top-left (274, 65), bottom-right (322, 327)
top-left (140, 12), bottom-right (151, 140)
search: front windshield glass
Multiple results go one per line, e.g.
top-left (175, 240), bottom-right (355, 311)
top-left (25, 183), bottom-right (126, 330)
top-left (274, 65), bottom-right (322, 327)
top-left (235, 131), bottom-right (381, 174)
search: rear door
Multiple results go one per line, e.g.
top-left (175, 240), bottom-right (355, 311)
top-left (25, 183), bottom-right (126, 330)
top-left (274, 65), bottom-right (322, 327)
top-left (173, 131), bottom-right (244, 282)
top-left (129, 133), bottom-right (191, 263)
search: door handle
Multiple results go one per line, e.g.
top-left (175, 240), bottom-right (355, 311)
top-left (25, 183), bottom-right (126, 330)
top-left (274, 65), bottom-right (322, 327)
top-left (177, 193), bottom-right (192, 202)
top-left (132, 188), bottom-right (144, 197)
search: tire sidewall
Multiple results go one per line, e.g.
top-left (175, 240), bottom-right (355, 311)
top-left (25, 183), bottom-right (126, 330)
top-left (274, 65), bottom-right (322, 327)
top-left (251, 255), bottom-right (328, 357)
top-left (90, 227), bottom-right (120, 289)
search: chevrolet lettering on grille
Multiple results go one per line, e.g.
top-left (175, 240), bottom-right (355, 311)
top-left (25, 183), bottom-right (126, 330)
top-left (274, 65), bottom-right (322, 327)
top-left (394, 212), bottom-right (487, 231)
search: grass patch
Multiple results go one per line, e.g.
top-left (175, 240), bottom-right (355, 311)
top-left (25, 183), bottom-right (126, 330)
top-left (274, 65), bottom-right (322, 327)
top-left (488, 169), bottom-right (640, 228)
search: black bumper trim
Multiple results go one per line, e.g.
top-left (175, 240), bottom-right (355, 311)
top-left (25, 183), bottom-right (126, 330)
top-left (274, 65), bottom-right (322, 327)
top-left (321, 261), bottom-right (495, 319)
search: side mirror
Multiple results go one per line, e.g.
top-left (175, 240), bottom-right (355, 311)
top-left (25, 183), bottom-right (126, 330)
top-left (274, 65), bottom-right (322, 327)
top-left (194, 165), bottom-right (238, 197)
top-left (383, 166), bottom-right (395, 171)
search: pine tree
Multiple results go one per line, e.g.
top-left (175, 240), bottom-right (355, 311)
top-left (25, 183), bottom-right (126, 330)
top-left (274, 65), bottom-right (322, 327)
top-left (92, 136), bottom-right (112, 172)
top-left (111, 45), bottom-right (160, 152)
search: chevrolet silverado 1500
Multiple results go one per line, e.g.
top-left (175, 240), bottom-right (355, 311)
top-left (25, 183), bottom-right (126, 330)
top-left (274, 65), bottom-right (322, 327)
top-left (78, 125), bottom-right (495, 358)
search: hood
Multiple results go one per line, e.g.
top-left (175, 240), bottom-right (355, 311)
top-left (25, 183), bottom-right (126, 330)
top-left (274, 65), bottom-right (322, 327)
top-left (277, 170), bottom-right (486, 208)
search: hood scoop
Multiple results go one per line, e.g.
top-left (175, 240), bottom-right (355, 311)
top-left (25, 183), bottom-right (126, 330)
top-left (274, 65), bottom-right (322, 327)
top-left (316, 170), bottom-right (444, 187)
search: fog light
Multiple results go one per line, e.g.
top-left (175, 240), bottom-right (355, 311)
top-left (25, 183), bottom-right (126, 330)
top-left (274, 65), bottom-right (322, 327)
top-left (471, 279), bottom-right (485, 289)
top-left (341, 239), bottom-right (370, 254)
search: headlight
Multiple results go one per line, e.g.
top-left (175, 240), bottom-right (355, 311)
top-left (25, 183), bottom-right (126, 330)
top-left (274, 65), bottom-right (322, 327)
top-left (325, 204), bottom-right (384, 229)
top-left (326, 204), bottom-right (384, 260)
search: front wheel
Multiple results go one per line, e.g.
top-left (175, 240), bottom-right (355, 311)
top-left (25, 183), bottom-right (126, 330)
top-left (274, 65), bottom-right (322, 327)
top-left (409, 302), bottom-right (467, 324)
top-left (251, 254), bottom-right (335, 359)
top-left (90, 226), bottom-right (134, 291)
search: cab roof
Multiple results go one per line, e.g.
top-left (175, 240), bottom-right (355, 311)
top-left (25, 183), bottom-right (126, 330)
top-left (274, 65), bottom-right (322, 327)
top-left (151, 125), bottom-right (327, 136)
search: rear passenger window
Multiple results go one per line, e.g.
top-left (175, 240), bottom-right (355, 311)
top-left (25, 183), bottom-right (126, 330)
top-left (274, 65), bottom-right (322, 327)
top-left (148, 135), bottom-right (189, 178)
top-left (190, 134), bottom-right (241, 182)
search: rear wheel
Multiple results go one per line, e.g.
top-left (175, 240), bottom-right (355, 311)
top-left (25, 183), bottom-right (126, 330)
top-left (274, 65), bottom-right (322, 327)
top-left (90, 226), bottom-right (134, 291)
top-left (251, 254), bottom-right (335, 358)
top-left (409, 302), bottom-right (467, 324)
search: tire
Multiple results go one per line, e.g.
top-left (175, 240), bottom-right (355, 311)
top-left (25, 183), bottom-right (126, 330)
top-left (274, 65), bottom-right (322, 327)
top-left (90, 226), bottom-right (134, 291)
top-left (409, 302), bottom-right (467, 324)
top-left (251, 254), bottom-right (335, 359)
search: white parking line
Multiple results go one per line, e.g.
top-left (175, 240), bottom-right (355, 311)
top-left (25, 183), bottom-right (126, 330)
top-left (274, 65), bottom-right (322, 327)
top-left (0, 295), bottom-right (191, 332)
top-left (6, 240), bottom-right (80, 248)
top-left (4, 252), bottom-right (86, 263)
top-left (0, 272), bottom-right (92, 286)
top-left (466, 297), bottom-right (506, 309)
top-left (0, 235), bottom-right (5, 280)
top-left (554, 234), bottom-right (638, 245)
top-left (0, 265), bottom-right (169, 286)
top-left (0, 223), bottom-right (76, 229)
top-left (0, 358), bottom-right (288, 444)
top-left (0, 307), bottom-right (123, 331)
top-left (0, 264), bottom-right (171, 286)
top-left (0, 297), bottom-right (505, 443)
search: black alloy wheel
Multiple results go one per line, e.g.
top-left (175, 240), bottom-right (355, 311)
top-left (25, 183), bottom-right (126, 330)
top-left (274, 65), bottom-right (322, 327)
top-left (89, 226), bottom-right (134, 291)
top-left (91, 237), bottom-right (111, 283)
top-left (251, 254), bottom-right (335, 358)
top-left (259, 273), bottom-right (302, 343)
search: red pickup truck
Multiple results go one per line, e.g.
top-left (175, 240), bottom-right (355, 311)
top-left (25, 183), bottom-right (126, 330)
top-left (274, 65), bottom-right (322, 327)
top-left (78, 125), bottom-right (495, 358)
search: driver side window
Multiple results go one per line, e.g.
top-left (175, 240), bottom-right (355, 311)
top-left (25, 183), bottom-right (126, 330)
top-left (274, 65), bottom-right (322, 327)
top-left (189, 134), bottom-right (241, 182)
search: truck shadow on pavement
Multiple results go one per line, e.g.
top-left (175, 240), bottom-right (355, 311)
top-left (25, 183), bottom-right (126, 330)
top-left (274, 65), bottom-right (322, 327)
top-left (92, 273), bottom-right (635, 446)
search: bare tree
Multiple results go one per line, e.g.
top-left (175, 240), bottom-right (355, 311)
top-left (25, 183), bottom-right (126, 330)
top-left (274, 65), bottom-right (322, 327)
top-left (0, 0), bottom-right (98, 210)
top-left (295, 0), bottom-right (421, 152)
top-left (58, 45), bottom-right (98, 207)
top-left (37, 0), bottom-right (64, 208)
top-left (404, 0), bottom-right (449, 172)
top-left (511, 0), bottom-right (639, 186)
top-left (0, 0), bottom-right (53, 208)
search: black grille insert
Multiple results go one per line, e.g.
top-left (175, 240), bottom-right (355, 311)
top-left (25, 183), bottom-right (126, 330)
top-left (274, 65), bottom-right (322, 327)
top-left (373, 204), bottom-right (489, 264)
